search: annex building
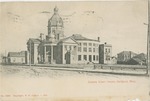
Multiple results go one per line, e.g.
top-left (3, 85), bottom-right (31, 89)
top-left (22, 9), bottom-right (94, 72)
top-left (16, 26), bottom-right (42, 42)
top-left (26, 7), bottom-right (112, 65)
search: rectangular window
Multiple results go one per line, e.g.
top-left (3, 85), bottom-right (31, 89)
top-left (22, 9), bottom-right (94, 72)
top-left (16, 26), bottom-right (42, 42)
top-left (84, 55), bottom-right (87, 60)
top-left (93, 55), bottom-right (95, 61)
top-left (105, 48), bottom-right (107, 52)
top-left (78, 47), bottom-right (81, 52)
top-left (106, 56), bottom-right (110, 60)
top-left (93, 48), bottom-right (95, 52)
top-left (83, 47), bottom-right (87, 52)
top-left (89, 55), bottom-right (92, 62)
top-left (108, 49), bottom-right (110, 53)
top-left (89, 43), bottom-right (92, 46)
top-left (93, 43), bottom-right (95, 46)
top-left (89, 48), bottom-right (92, 52)
top-left (83, 43), bottom-right (87, 46)
top-left (78, 55), bottom-right (81, 61)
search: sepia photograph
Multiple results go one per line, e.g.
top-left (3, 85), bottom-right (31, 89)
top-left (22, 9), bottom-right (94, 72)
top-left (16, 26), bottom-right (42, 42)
top-left (0, 0), bottom-right (150, 101)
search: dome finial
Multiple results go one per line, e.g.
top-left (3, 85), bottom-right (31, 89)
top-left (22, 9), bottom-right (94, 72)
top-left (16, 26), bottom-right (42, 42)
top-left (54, 6), bottom-right (58, 14)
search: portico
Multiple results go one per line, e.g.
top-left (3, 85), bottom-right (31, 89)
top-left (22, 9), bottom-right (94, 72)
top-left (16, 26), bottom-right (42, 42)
top-left (43, 43), bottom-right (57, 64)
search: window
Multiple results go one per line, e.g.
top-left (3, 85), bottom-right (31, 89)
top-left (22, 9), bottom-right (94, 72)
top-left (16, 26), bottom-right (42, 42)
top-left (89, 55), bottom-right (92, 62)
top-left (93, 55), bottom-right (95, 61)
top-left (106, 55), bottom-right (110, 60)
top-left (84, 55), bottom-right (87, 60)
top-left (78, 47), bottom-right (81, 52)
top-left (89, 43), bottom-right (92, 46)
top-left (83, 47), bottom-right (87, 52)
top-left (89, 48), bottom-right (92, 52)
top-left (108, 49), bottom-right (110, 53)
top-left (93, 48), bottom-right (95, 52)
top-left (78, 55), bottom-right (81, 61)
top-left (93, 43), bottom-right (95, 46)
top-left (83, 43), bottom-right (87, 46)
top-left (105, 48), bottom-right (107, 52)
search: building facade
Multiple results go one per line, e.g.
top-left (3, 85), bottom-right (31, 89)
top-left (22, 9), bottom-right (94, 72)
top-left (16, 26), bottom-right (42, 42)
top-left (99, 43), bottom-right (112, 64)
top-left (27, 7), bottom-right (112, 65)
top-left (71, 34), bottom-right (100, 64)
top-left (7, 51), bottom-right (27, 64)
top-left (117, 51), bottom-right (137, 64)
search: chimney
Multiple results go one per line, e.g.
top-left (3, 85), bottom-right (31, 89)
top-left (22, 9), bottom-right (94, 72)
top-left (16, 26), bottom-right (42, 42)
top-left (97, 37), bottom-right (100, 42)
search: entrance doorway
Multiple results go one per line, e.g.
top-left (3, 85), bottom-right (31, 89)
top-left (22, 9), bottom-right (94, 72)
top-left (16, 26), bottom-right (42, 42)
top-left (65, 51), bottom-right (71, 64)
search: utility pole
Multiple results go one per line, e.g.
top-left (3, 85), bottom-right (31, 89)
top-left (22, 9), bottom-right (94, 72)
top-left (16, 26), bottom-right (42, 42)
top-left (144, 1), bottom-right (150, 76)
top-left (148, 0), bottom-right (150, 76)
top-left (29, 40), bottom-right (31, 67)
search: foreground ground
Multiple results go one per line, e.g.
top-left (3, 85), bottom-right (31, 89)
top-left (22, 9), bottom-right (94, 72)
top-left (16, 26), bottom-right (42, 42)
top-left (0, 65), bottom-right (150, 101)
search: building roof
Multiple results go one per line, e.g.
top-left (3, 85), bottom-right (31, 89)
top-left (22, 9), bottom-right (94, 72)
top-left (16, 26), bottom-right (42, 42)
top-left (27, 38), bottom-right (41, 44)
top-left (132, 53), bottom-right (146, 61)
top-left (128, 58), bottom-right (145, 65)
top-left (71, 34), bottom-right (99, 42)
top-left (117, 51), bottom-right (137, 55)
top-left (8, 51), bottom-right (26, 57)
top-left (58, 36), bottom-right (78, 44)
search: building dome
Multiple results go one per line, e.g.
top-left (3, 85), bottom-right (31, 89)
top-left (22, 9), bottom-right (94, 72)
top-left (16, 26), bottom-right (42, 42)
top-left (48, 6), bottom-right (63, 27)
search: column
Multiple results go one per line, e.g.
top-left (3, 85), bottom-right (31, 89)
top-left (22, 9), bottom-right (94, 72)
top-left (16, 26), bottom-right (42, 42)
top-left (51, 45), bottom-right (53, 64)
top-left (44, 46), bottom-right (47, 63)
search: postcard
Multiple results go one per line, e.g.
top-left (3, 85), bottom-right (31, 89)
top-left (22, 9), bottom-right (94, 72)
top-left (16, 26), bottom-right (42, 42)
top-left (0, 1), bottom-right (150, 101)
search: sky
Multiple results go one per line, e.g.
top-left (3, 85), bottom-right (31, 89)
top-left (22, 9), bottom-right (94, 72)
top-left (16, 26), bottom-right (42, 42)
top-left (0, 0), bottom-right (148, 56)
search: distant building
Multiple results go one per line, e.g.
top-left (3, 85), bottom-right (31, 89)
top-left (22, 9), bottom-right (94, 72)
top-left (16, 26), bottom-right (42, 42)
top-left (1, 56), bottom-right (8, 64)
top-left (117, 51), bottom-right (137, 64)
top-left (26, 7), bottom-right (112, 65)
top-left (127, 53), bottom-right (146, 65)
top-left (7, 51), bottom-right (27, 64)
top-left (99, 43), bottom-right (112, 64)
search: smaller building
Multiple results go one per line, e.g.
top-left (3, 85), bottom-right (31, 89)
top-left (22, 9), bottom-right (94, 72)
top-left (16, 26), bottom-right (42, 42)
top-left (1, 56), bottom-right (8, 64)
top-left (117, 51), bottom-right (137, 64)
top-left (7, 51), bottom-right (27, 64)
top-left (127, 53), bottom-right (146, 65)
top-left (99, 43), bottom-right (112, 64)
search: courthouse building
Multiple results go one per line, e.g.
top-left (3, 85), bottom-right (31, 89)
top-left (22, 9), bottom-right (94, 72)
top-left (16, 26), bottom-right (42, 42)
top-left (27, 7), bottom-right (112, 64)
